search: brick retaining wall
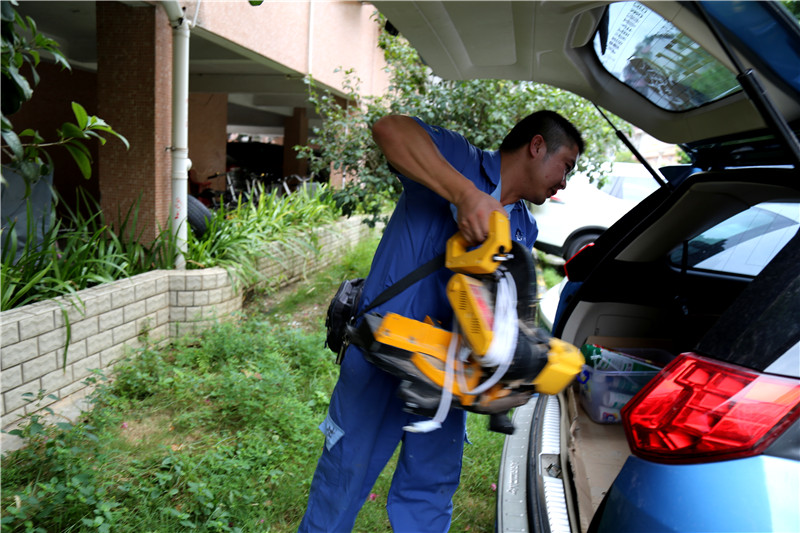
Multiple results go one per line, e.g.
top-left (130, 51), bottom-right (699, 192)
top-left (0, 216), bottom-right (376, 449)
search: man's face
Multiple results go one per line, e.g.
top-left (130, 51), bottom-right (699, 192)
top-left (526, 138), bottom-right (579, 205)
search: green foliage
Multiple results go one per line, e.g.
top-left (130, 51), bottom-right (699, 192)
top-left (2, 236), bottom-right (510, 532)
top-left (2, 183), bottom-right (339, 314)
top-left (299, 13), bottom-right (629, 226)
top-left (1, 1), bottom-right (128, 194)
top-left (1, 0), bottom-right (134, 327)
top-left (0, 0), bottom-right (69, 116)
top-left (0, 240), bottom-right (380, 532)
top-left (1, 236), bottom-right (510, 532)
top-left (185, 184), bottom-right (340, 290)
top-left (298, 72), bottom-right (400, 224)
top-left (539, 261), bottom-right (565, 291)
top-left (782, 0), bottom-right (800, 21)
top-left (1, 189), bottom-right (178, 312)
top-left (1, 189), bottom-right (178, 367)
top-left (1, 390), bottom-right (118, 533)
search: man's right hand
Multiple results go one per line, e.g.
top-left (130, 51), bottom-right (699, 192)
top-left (453, 187), bottom-right (507, 246)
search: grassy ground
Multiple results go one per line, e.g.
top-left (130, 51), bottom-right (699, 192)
top-left (1, 236), bottom-right (509, 533)
top-left (538, 255), bottom-right (565, 291)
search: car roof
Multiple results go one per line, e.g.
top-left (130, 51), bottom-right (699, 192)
top-left (372, 1), bottom-right (800, 146)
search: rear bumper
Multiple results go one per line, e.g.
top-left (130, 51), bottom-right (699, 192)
top-left (497, 394), bottom-right (573, 533)
top-left (497, 393), bottom-right (800, 533)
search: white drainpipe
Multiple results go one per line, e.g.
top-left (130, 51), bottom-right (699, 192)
top-left (164, 1), bottom-right (191, 269)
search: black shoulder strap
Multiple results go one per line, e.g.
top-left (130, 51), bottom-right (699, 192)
top-left (357, 252), bottom-right (445, 318)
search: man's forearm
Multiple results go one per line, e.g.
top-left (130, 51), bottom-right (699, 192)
top-left (372, 116), bottom-right (475, 203)
top-left (372, 115), bottom-right (504, 243)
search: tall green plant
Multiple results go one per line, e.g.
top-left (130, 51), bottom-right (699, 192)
top-left (1, 0), bottom-right (131, 358)
top-left (299, 13), bottom-right (629, 225)
top-left (185, 184), bottom-right (339, 289)
top-left (0, 203), bottom-right (73, 310)
top-left (1, 189), bottom-right (178, 312)
top-left (1, 184), bottom-right (338, 313)
top-left (0, 188), bottom-right (176, 369)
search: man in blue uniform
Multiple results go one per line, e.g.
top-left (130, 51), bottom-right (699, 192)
top-left (299, 111), bottom-right (584, 532)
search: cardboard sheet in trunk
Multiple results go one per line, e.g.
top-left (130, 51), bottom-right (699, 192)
top-left (566, 385), bottom-right (630, 533)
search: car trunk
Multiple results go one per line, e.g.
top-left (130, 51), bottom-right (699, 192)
top-left (551, 168), bottom-right (799, 532)
top-left (561, 336), bottom-right (676, 532)
top-left (564, 387), bottom-right (628, 533)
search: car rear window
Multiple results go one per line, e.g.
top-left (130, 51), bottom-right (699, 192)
top-left (594, 1), bottom-right (740, 111)
top-left (669, 201), bottom-right (800, 276)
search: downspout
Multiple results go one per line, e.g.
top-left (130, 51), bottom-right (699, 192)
top-left (164, 1), bottom-right (191, 269)
top-left (307, 2), bottom-right (314, 73)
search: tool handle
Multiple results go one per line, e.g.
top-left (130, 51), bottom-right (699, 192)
top-left (446, 210), bottom-right (512, 274)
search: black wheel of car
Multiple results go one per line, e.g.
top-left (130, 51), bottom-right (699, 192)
top-left (187, 194), bottom-right (212, 238)
top-left (564, 233), bottom-right (599, 261)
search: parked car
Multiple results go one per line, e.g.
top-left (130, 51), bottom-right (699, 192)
top-left (532, 162), bottom-right (660, 260)
top-left (373, 1), bottom-right (800, 531)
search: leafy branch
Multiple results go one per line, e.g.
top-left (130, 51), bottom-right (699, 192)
top-left (1, 0), bottom-right (128, 194)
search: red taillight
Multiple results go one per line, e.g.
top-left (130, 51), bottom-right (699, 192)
top-left (622, 353), bottom-right (800, 464)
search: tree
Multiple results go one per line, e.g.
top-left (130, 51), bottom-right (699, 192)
top-left (299, 13), bottom-right (628, 225)
top-left (782, 0), bottom-right (800, 20)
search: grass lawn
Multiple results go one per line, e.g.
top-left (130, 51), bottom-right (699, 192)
top-left (1, 236), bottom-right (510, 532)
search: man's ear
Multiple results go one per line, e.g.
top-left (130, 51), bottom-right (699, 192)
top-left (529, 134), bottom-right (545, 158)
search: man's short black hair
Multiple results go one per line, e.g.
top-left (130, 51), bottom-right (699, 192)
top-left (500, 110), bottom-right (584, 156)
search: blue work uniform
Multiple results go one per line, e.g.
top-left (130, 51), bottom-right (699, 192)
top-left (298, 118), bottom-right (538, 533)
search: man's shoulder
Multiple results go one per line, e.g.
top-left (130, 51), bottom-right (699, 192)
top-left (412, 117), bottom-right (464, 140)
top-left (413, 118), bottom-right (479, 160)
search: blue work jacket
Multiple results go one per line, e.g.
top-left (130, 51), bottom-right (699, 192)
top-left (356, 118), bottom-right (538, 328)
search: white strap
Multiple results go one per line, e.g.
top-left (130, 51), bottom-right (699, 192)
top-left (403, 321), bottom-right (459, 433)
top-left (404, 270), bottom-right (518, 433)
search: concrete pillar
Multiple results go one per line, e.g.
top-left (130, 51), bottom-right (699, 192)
top-left (96, 3), bottom-right (172, 242)
top-left (282, 107), bottom-right (309, 178)
top-left (188, 93), bottom-right (228, 188)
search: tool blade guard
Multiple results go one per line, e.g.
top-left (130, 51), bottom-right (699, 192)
top-left (350, 212), bottom-right (584, 434)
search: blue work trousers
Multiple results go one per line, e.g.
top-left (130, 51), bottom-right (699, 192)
top-left (297, 345), bottom-right (467, 532)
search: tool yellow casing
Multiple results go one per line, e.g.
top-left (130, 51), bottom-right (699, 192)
top-left (373, 312), bottom-right (483, 405)
top-left (532, 337), bottom-right (585, 394)
top-left (446, 211), bottom-right (511, 274)
top-left (373, 312), bottom-right (451, 360)
top-left (447, 273), bottom-right (494, 357)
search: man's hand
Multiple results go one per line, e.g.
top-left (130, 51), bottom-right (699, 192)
top-left (453, 187), bottom-right (507, 245)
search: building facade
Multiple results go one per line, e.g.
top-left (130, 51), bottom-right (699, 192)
top-left (10, 0), bottom-right (390, 241)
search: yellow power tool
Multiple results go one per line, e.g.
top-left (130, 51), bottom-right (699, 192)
top-left (351, 211), bottom-right (584, 434)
